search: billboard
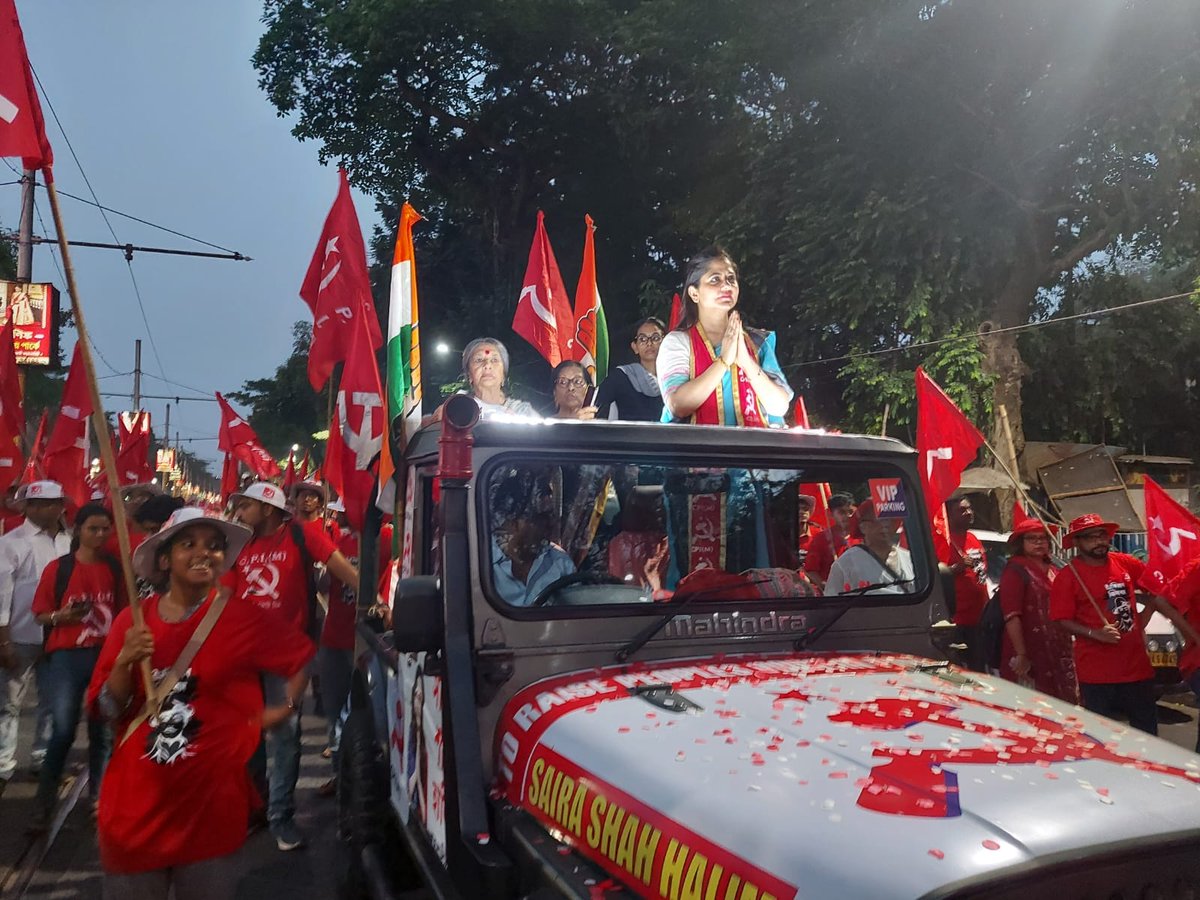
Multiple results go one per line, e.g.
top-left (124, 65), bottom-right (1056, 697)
top-left (0, 281), bottom-right (56, 366)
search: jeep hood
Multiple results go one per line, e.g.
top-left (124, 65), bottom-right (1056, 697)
top-left (494, 652), bottom-right (1200, 900)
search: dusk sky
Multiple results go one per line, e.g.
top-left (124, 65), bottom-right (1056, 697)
top-left (2, 1), bottom-right (380, 470)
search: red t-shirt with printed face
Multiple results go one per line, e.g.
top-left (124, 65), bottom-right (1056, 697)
top-left (321, 532), bottom-right (359, 650)
top-left (941, 531), bottom-right (990, 626)
top-left (1049, 551), bottom-right (1153, 684)
top-left (225, 520), bottom-right (336, 633)
top-left (32, 557), bottom-right (124, 652)
top-left (86, 592), bottom-right (314, 874)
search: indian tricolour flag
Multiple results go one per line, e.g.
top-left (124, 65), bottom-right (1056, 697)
top-left (572, 214), bottom-right (609, 382)
top-left (378, 203), bottom-right (423, 506)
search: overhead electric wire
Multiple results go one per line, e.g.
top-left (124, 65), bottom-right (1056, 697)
top-left (783, 289), bottom-right (1197, 371)
top-left (30, 64), bottom-right (171, 382)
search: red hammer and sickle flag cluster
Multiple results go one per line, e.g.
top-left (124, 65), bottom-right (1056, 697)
top-left (299, 168), bottom-right (382, 391)
top-left (326, 313), bottom-right (383, 532)
top-left (0, 0), bottom-right (52, 177)
top-left (216, 392), bottom-right (280, 480)
top-left (116, 410), bottom-right (154, 486)
top-left (915, 367), bottom-right (985, 546)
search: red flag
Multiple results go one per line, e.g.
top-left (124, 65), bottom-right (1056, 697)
top-left (330, 314), bottom-right (383, 531)
top-left (0, 414), bottom-right (22, 493)
top-left (116, 410), bottom-right (153, 486)
top-left (0, 325), bottom-right (23, 440)
top-left (43, 344), bottom-right (92, 507)
top-left (668, 292), bottom-right (683, 331)
top-left (915, 367), bottom-right (985, 541)
top-left (793, 395), bottom-right (830, 528)
top-left (215, 392), bottom-right (280, 479)
top-left (512, 211), bottom-right (574, 366)
top-left (1141, 476), bottom-right (1200, 595)
top-left (220, 452), bottom-right (239, 505)
top-left (299, 169), bottom-right (382, 390)
top-left (20, 408), bottom-right (46, 484)
top-left (298, 449), bottom-right (310, 481)
top-left (0, 0), bottom-right (52, 176)
top-left (282, 450), bottom-right (297, 490)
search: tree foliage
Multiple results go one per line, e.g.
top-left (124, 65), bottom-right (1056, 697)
top-left (254, 0), bottom-right (1200, 450)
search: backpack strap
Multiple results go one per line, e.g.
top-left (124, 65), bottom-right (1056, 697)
top-left (43, 555), bottom-right (77, 652)
top-left (120, 588), bottom-right (228, 746)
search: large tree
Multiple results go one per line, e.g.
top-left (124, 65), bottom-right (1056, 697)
top-left (255, 0), bottom-right (1200, 443)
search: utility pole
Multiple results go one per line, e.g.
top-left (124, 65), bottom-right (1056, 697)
top-left (17, 170), bottom-right (34, 281)
top-left (132, 339), bottom-right (142, 410)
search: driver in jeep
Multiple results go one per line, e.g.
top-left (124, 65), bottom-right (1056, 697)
top-left (489, 469), bottom-right (574, 607)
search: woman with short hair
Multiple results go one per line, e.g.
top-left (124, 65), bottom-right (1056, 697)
top-left (449, 337), bottom-right (538, 419)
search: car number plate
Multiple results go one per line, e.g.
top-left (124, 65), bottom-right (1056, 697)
top-left (1149, 650), bottom-right (1177, 668)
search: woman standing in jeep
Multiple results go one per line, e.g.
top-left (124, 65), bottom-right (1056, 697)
top-left (657, 247), bottom-right (792, 426)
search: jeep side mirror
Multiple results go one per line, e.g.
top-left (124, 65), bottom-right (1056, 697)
top-left (392, 575), bottom-right (443, 652)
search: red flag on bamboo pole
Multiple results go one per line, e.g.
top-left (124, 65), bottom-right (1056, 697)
top-left (0, 325), bottom-right (24, 440)
top-left (298, 449), bottom-right (310, 481)
top-left (219, 452), bottom-right (239, 505)
top-left (794, 395), bottom-right (830, 528)
top-left (299, 169), bottom-right (382, 390)
top-left (116, 410), bottom-right (153, 486)
top-left (667, 293), bottom-right (683, 331)
top-left (330, 314), bottom-right (383, 531)
top-left (20, 409), bottom-right (46, 484)
top-left (42, 343), bottom-right (92, 507)
top-left (915, 367), bottom-right (985, 542)
top-left (282, 450), bottom-right (297, 491)
top-left (215, 392), bottom-right (280, 479)
top-left (512, 211), bottom-right (574, 366)
top-left (0, 0), bottom-right (53, 177)
top-left (1141, 476), bottom-right (1200, 595)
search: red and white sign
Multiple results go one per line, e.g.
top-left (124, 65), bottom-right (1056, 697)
top-left (869, 477), bottom-right (908, 519)
top-left (0, 282), bottom-right (55, 366)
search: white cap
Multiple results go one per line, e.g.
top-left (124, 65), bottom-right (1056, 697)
top-left (229, 481), bottom-right (290, 515)
top-left (18, 481), bottom-right (65, 501)
top-left (132, 507), bottom-right (253, 581)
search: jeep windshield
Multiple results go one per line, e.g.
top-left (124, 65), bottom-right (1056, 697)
top-left (480, 453), bottom-right (931, 611)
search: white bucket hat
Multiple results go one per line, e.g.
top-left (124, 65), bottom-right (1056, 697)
top-left (132, 507), bottom-right (253, 581)
top-left (229, 481), bottom-right (291, 516)
top-left (18, 480), bottom-right (65, 501)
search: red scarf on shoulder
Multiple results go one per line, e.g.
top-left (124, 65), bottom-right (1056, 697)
top-left (687, 326), bottom-right (766, 427)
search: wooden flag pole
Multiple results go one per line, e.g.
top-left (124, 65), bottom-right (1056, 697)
top-left (45, 180), bottom-right (154, 696)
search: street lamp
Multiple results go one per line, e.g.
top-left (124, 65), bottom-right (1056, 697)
top-left (435, 341), bottom-right (451, 355)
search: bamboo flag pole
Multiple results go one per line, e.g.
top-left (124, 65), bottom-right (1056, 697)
top-left (984, 404), bottom-right (1110, 625)
top-left (45, 181), bottom-right (154, 696)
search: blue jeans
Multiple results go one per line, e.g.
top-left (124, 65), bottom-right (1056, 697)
top-left (261, 674), bottom-right (300, 827)
top-left (37, 646), bottom-right (110, 809)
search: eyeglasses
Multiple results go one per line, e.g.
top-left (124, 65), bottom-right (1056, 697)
top-left (555, 377), bottom-right (588, 389)
top-left (634, 333), bottom-right (663, 345)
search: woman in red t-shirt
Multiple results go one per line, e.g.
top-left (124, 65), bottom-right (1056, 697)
top-left (87, 507), bottom-right (313, 899)
top-left (31, 503), bottom-right (124, 824)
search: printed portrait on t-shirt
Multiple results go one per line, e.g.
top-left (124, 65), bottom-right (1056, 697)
top-left (1105, 579), bottom-right (1135, 633)
top-left (145, 671), bottom-right (202, 765)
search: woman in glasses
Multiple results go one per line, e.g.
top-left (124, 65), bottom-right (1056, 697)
top-left (549, 360), bottom-right (599, 420)
top-left (658, 247), bottom-right (792, 426)
top-left (594, 317), bottom-right (666, 422)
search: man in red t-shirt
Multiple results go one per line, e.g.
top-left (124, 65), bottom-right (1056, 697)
top-left (795, 494), bottom-right (821, 570)
top-left (939, 497), bottom-right (991, 671)
top-left (226, 482), bottom-right (359, 851)
top-left (1050, 513), bottom-right (1199, 735)
top-left (804, 493), bottom-right (857, 589)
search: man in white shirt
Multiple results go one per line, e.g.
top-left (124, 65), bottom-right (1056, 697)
top-left (0, 481), bottom-right (70, 783)
top-left (824, 500), bottom-right (914, 597)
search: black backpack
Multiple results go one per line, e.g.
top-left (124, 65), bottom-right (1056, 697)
top-left (978, 564), bottom-right (1032, 672)
top-left (288, 523), bottom-right (322, 643)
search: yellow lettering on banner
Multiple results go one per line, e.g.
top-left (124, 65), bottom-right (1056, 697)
top-left (529, 758), bottom-right (544, 805)
top-left (614, 812), bottom-right (640, 871)
top-left (599, 803), bottom-right (626, 861)
top-left (586, 796), bottom-right (605, 849)
top-left (682, 851), bottom-right (709, 900)
top-left (537, 764), bottom-right (558, 814)
top-left (565, 782), bottom-right (586, 837)
top-left (660, 838), bottom-right (690, 900)
top-left (632, 823), bottom-right (662, 886)
top-left (703, 863), bottom-right (725, 900)
top-left (555, 772), bottom-right (576, 824)
top-left (723, 875), bottom-right (742, 900)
